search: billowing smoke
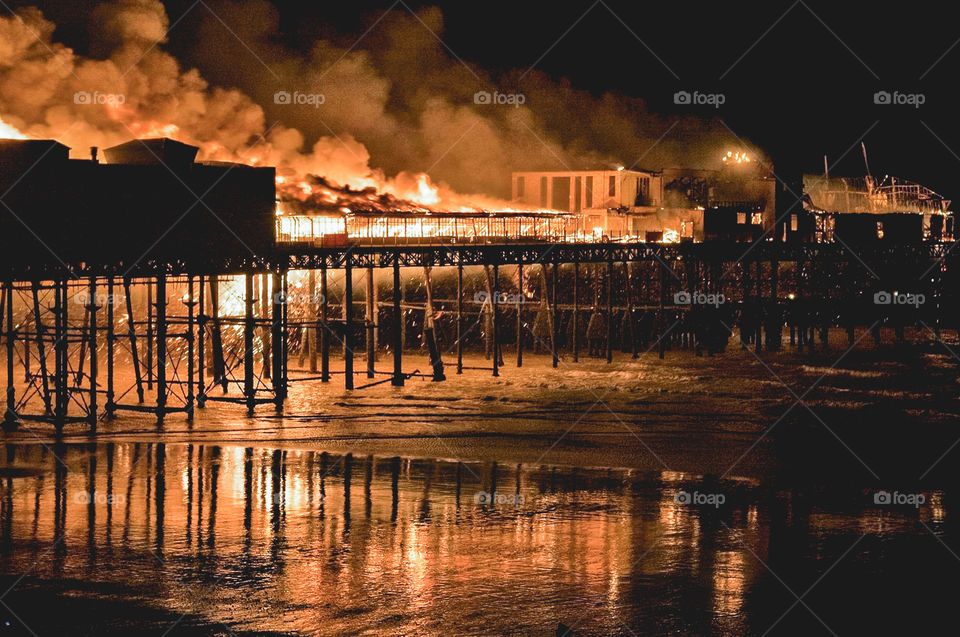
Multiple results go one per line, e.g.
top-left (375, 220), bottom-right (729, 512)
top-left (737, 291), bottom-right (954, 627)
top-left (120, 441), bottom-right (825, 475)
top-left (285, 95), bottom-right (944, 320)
top-left (0, 1), bottom-right (760, 209)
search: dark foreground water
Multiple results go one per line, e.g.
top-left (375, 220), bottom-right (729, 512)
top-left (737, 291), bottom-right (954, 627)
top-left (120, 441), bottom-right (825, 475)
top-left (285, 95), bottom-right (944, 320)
top-left (0, 442), bottom-right (955, 636)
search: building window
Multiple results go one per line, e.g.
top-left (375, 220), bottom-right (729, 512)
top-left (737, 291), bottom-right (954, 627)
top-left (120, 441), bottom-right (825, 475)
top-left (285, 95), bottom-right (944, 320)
top-left (574, 176), bottom-right (582, 213)
top-left (540, 176), bottom-right (548, 208)
top-left (737, 212), bottom-right (747, 224)
top-left (608, 175), bottom-right (616, 197)
top-left (751, 212), bottom-right (763, 225)
top-left (585, 176), bottom-right (594, 208)
top-left (790, 214), bottom-right (798, 231)
top-left (635, 177), bottom-right (650, 206)
top-left (516, 176), bottom-right (525, 198)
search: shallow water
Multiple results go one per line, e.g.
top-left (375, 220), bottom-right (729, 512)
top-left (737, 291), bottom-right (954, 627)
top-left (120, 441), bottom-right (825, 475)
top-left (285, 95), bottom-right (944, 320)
top-left (0, 441), bottom-right (955, 636)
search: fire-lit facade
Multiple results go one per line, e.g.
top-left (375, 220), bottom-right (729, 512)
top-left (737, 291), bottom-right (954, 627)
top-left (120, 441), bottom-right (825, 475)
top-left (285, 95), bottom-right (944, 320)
top-left (511, 163), bottom-right (779, 242)
top-left (275, 210), bottom-right (573, 246)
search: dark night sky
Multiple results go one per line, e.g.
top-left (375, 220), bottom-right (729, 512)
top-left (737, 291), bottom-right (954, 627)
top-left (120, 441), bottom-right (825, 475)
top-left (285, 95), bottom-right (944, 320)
top-left (12, 0), bottom-right (960, 199)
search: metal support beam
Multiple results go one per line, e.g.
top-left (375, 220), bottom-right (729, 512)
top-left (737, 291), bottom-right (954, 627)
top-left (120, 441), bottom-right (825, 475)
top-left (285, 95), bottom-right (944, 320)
top-left (272, 271), bottom-right (284, 410)
top-left (124, 277), bottom-right (144, 403)
top-left (308, 269), bottom-right (318, 372)
top-left (55, 279), bottom-right (67, 429)
top-left (155, 275), bottom-right (167, 424)
top-left (209, 276), bottom-right (227, 392)
top-left (392, 258), bottom-right (404, 387)
top-left (146, 282), bottom-right (154, 390)
top-left (456, 259), bottom-right (463, 374)
top-left (186, 275), bottom-right (195, 420)
top-left (4, 281), bottom-right (16, 429)
top-left (344, 260), bottom-right (354, 390)
top-left (105, 277), bottom-right (115, 419)
top-left (32, 282), bottom-right (52, 415)
top-left (366, 267), bottom-right (375, 379)
top-left (552, 264), bottom-right (560, 368)
top-left (658, 259), bottom-right (666, 360)
top-left (606, 259), bottom-right (613, 364)
top-left (492, 263), bottom-right (499, 378)
top-left (516, 263), bottom-right (523, 368)
top-left (320, 265), bottom-right (330, 382)
top-left (573, 261), bottom-right (579, 362)
top-left (87, 277), bottom-right (98, 428)
top-left (197, 275), bottom-right (206, 408)
top-left (244, 272), bottom-right (255, 415)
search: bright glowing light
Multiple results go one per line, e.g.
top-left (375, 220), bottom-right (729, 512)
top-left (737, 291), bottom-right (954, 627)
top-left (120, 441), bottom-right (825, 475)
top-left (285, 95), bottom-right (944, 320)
top-left (661, 229), bottom-right (681, 243)
top-left (722, 151), bottom-right (751, 164)
top-left (0, 117), bottom-right (28, 139)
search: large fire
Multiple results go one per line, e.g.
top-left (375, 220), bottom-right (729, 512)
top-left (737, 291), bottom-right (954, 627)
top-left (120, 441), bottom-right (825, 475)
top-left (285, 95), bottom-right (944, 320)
top-left (0, 117), bottom-right (27, 140)
top-left (0, 5), bottom-right (702, 245)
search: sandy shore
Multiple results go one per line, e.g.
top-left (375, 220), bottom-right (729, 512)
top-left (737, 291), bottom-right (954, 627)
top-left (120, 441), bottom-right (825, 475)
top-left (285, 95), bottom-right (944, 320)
top-left (5, 327), bottom-right (958, 484)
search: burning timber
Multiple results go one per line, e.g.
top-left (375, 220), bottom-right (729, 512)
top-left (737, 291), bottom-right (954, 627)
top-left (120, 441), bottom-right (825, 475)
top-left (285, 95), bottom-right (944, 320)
top-left (1, 136), bottom-right (959, 433)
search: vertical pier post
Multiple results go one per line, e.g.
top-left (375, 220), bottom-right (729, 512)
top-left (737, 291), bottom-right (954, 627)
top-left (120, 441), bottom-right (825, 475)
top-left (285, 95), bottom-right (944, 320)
top-left (552, 263), bottom-right (560, 368)
top-left (308, 269), bottom-right (318, 372)
top-left (492, 262), bottom-right (499, 378)
top-left (155, 275), bottom-right (167, 424)
top-left (456, 258), bottom-right (463, 374)
top-left (366, 267), bottom-right (375, 379)
top-left (55, 279), bottom-right (67, 430)
top-left (32, 282), bottom-right (51, 415)
top-left (4, 281), bottom-right (15, 429)
top-left (320, 264), bottom-right (330, 382)
top-left (106, 277), bottom-right (115, 419)
top-left (261, 274), bottom-right (271, 379)
top-left (344, 259), bottom-right (354, 390)
top-left (658, 257), bottom-right (666, 360)
top-left (606, 258), bottom-right (613, 364)
top-left (516, 263), bottom-right (523, 368)
top-left (755, 260), bottom-right (762, 354)
top-left (209, 276), bottom-right (227, 392)
top-left (244, 272), bottom-right (255, 415)
top-left (770, 258), bottom-right (779, 351)
top-left (197, 275), bottom-right (206, 408)
top-left (423, 266), bottom-right (445, 382)
top-left (124, 277), bottom-right (144, 403)
top-left (186, 275), bottom-right (195, 420)
top-left (146, 282), bottom-right (154, 390)
top-left (392, 257), bottom-right (404, 386)
top-left (87, 278), bottom-right (98, 428)
top-left (282, 272), bottom-right (289, 401)
top-left (272, 271), bottom-right (284, 409)
top-left (573, 260), bottom-right (579, 362)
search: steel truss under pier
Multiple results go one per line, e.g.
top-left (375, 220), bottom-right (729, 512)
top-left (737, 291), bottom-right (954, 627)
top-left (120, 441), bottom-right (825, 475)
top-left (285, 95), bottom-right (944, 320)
top-left (1, 240), bottom-right (956, 432)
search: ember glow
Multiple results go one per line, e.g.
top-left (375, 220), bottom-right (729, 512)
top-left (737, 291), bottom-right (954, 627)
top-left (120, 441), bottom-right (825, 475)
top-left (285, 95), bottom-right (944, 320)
top-left (722, 151), bottom-right (751, 164)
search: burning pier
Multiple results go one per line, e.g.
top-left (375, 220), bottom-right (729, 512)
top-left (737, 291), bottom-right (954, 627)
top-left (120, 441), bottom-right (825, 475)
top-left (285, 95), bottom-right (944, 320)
top-left (1, 137), bottom-right (958, 433)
